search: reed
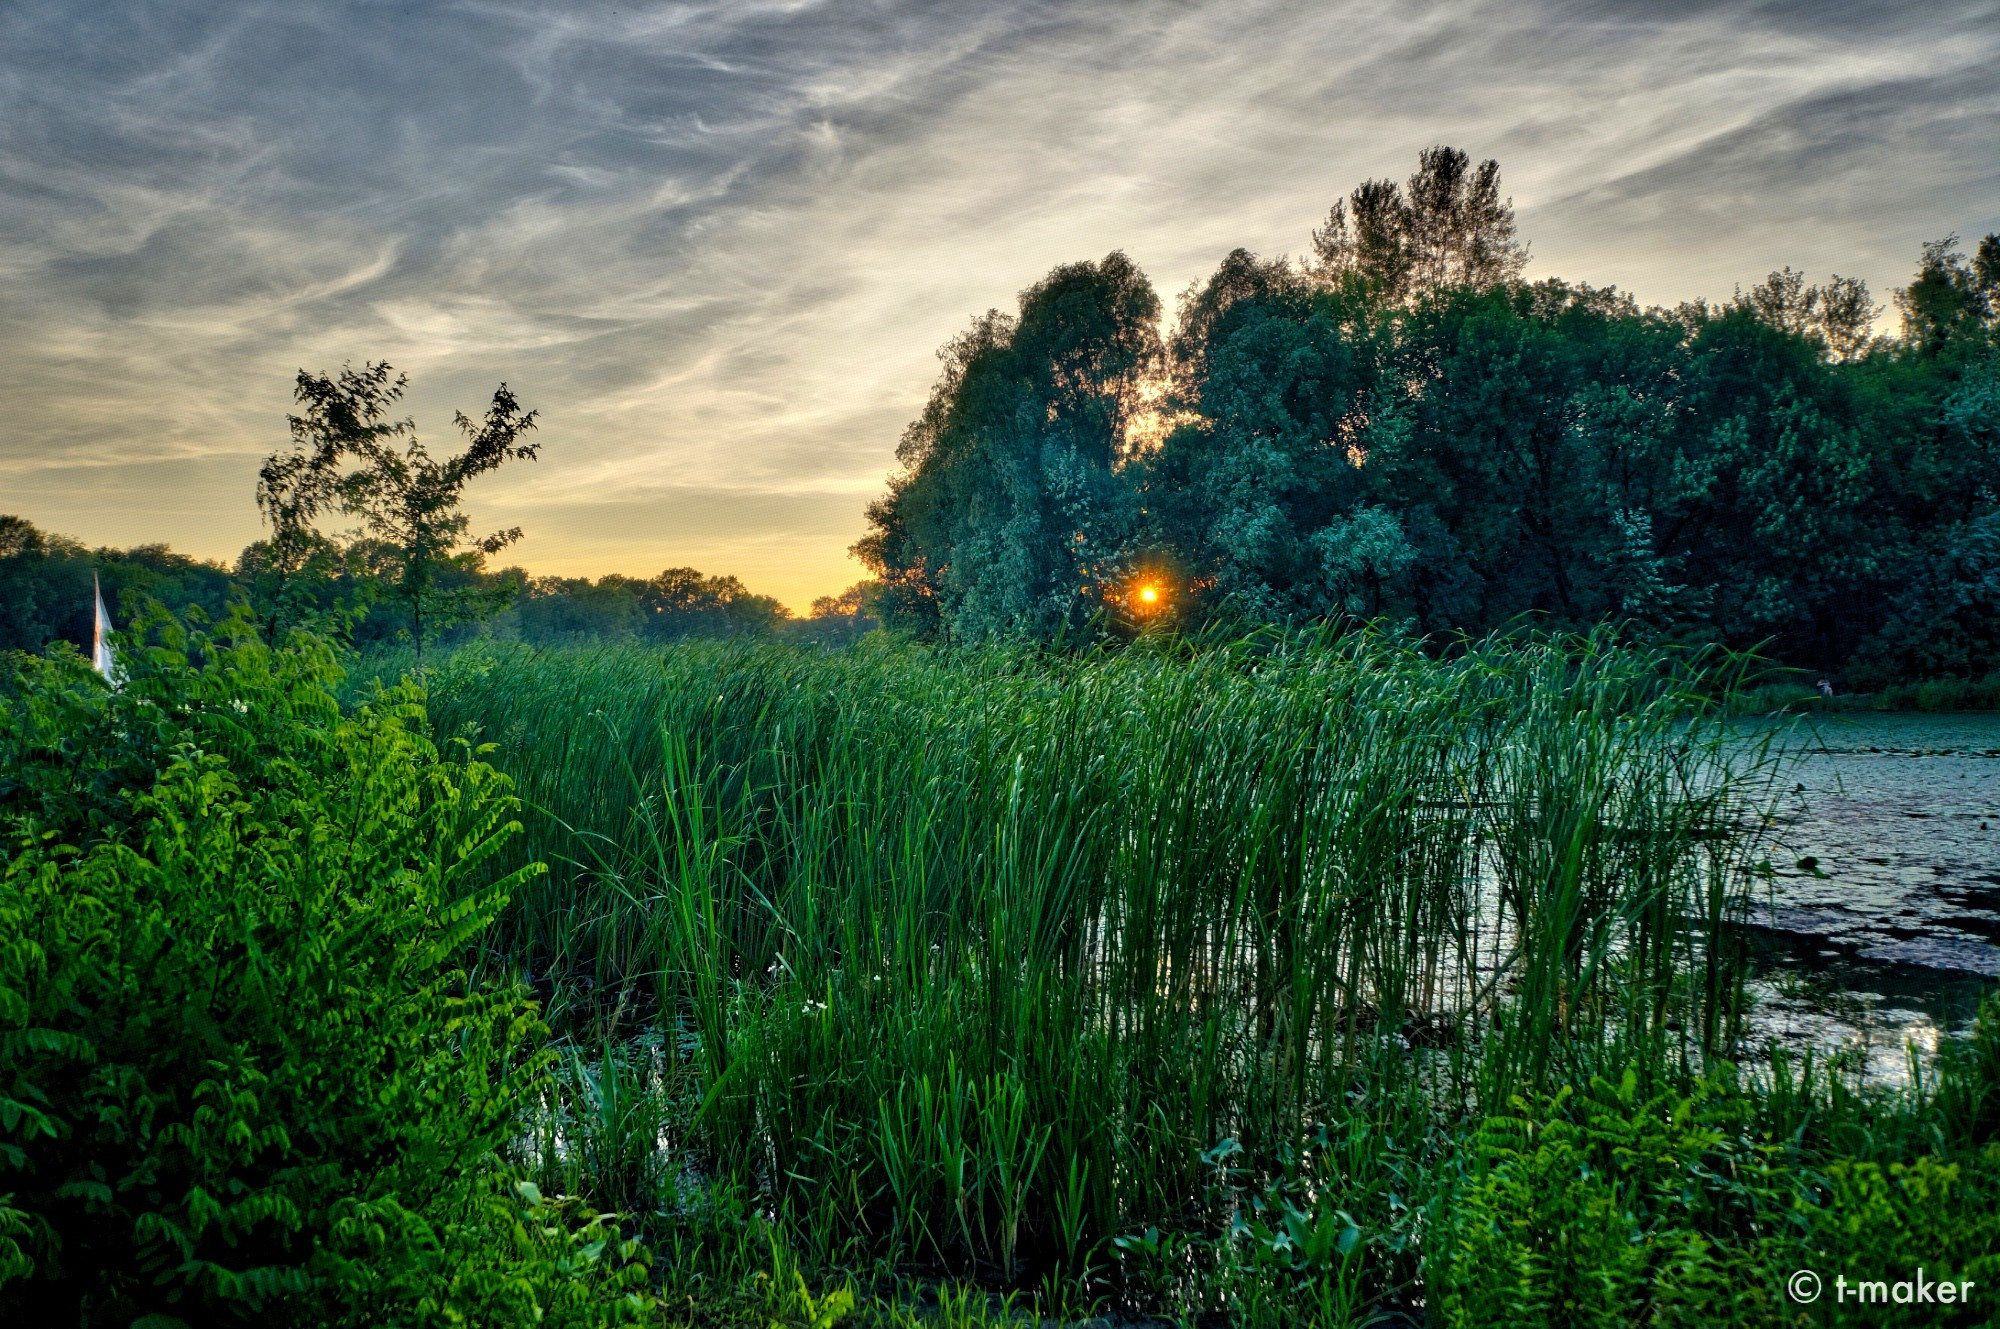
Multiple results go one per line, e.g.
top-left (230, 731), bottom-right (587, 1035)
top-left (388, 629), bottom-right (1767, 1289)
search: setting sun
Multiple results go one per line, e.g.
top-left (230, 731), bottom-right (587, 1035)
top-left (1131, 579), bottom-right (1171, 617)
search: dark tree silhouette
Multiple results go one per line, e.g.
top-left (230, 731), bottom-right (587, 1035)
top-left (1311, 146), bottom-right (1525, 298)
top-left (255, 362), bottom-right (540, 658)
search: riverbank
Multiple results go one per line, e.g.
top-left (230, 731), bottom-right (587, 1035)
top-left (1733, 671), bottom-right (2000, 715)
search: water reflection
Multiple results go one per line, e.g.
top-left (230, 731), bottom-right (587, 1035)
top-left (1735, 711), bottom-right (2000, 1081)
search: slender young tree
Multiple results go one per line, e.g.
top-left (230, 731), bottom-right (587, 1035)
top-left (253, 362), bottom-right (408, 642)
top-left (1311, 178), bottom-right (1414, 297)
top-left (255, 362), bottom-right (540, 659)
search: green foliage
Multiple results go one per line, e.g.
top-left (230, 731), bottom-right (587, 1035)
top-left (404, 632), bottom-right (2000, 1322)
top-left (16, 165), bottom-right (2000, 689)
top-left (1933, 988), bottom-right (2000, 1148)
top-left (0, 515), bottom-right (235, 657)
top-left (1737, 265), bottom-right (1881, 361)
top-left (1309, 144), bottom-right (1527, 298)
top-left (0, 609), bottom-right (652, 1326)
top-left (1896, 234), bottom-right (1997, 361)
top-left (10, 614), bottom-right (1997, 1324)
top-left (1434, 1069), bottom-right (1804, 1328)
top-left (1193, 1113), bottom-right (1422, 1329)
top-left (527, 1041), bottom-right (679, 1218)
top-left (1432, 1055), bottom-right (2000, 1329)
top-left (256, 361), bottom-right (542, 656)
top-left (1860, 511), bottom-right (2000, 681)
top-left (855, 253), bottom-right (1163, 642)
top-left (1145, 253), bottom-right (1393, 624)
top-left (858, 145), bottom-right (2000, 690)
top-left (1809, 1150), bottom-right (2000, 1328)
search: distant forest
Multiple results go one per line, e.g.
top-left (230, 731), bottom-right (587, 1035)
top-left (0, 517), bottom-right (871, 656)
top-left (860, 147), bottom-right (2000, 685)
top-left (6, 145), bottom-right (1999, 683)
top-left (4, 364), bottom-right (870, 655)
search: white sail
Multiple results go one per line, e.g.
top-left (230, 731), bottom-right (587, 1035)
top-left (91, 572), bottom-right (118, 682)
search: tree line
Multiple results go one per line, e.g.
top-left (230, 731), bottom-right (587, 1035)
top-left (2, 361), bottom-right (870, 658)
top-left (0, 511), bottom-right (860, 657)
top-left (858, 146), bottom-right (2000, 684)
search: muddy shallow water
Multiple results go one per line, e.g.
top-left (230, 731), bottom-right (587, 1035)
top-left (1735, 711), bottom-right (2000, 1081)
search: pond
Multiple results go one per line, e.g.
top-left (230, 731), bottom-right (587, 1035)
top-left (1738, 711), bottom-right (2000, 1082)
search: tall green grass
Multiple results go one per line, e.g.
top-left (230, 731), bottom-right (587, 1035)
top-left (394, 632), bottom-right (1763, 1283)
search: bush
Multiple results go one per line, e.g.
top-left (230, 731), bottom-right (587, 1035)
top-left (1859, 514), bottom-right (2000, 684)
top-left (1808, 1150), bottom-right (2000, 1328)
top-left (0, 610), bottom-right (654, 1326)
top-left (1432, 1069), bottom-right (1805, 1329)
top-left (1431, 1059), bottom-right (2000, 1329)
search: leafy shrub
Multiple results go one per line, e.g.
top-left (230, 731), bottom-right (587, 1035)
top-left (1808, 1149), bottom-right (2000, 1328)
top-left (1432, 1069), bottom-right (1805, 1328)
top-left (1195, 1119), bottom-right (1414, 1329)
top-left (0, 610), bottom-right (654, 1326)
top-left (1434, 1060), bottom-right (2000, 1329)
top-left (1859, 513), bottom-right (2000, 684)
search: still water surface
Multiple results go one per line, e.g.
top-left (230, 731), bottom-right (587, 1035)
top-left (1739, 711), bottom-right (2000, 1081)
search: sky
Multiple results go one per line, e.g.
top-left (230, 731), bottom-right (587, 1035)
top-left (3, 1), bottom-right (1997, 612)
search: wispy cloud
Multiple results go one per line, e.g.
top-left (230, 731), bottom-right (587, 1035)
top-left (3, 0), bottom-right (1995, 607)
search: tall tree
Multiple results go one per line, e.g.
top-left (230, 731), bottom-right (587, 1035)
top-left (1309, 146), bottom-right (1525, 299)
top-left (857, 253), bottom-right (1162, 641)
top-left (1403, 146), bottom-right (1526, 291)
top-left (1741, 267), bottom-right (1818, 337)
top-left (251, 361), bottom-right (408, 642)
top-left (1145, 251), bottom-right (1388, 622)
top-left (856, 179), bottom-right (2000, 682)
top-left (1739, 267), bottom-right (1881, 361)
top-left (1310, 179), bottom-right (1414, 297)
top-left (1816, 275), bottom-right (1882, 362)
top-left (255, 362), bottom-right (541, 658)
top-left (1895, 234), bottom-right (1998, 360)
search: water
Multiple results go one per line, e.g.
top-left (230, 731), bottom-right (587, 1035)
top-left (1737, 711), bottom-right (2000, 1081)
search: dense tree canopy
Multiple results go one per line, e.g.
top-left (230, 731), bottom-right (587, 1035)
top-left (505, 566), bottom-right (792, 643)
top-left (854, 252), bottom-right (1163, 641)
top-left (858, 147), bottom-right (2000, 682)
